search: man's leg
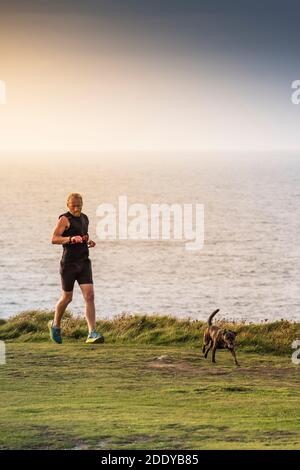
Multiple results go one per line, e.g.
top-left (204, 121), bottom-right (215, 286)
top-left (53, 290), bottom-right (73, 328)
top-left (79, 284), bottom-right (96, 333)
top-left (78, 260), bottom-right (104, 343)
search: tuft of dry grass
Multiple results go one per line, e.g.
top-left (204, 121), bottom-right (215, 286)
top-left (0, 310), bottom-right (299, 355)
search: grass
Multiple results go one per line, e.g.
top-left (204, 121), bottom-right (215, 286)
top-left (0, 310), bottom-right (299, 354)
top-left (0, 311), bottom-right (300, 449)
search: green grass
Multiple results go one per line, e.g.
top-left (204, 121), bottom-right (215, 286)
top-left (0, 311), bottom-right (299, 449)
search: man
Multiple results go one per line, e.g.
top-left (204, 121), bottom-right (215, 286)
top-left (48, 192), bottom-right (104, 344)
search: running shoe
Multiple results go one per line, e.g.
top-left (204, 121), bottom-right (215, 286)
top-left (86, 330), bottom-right (104, 344)
top-left (48, 320), bottom-right (62, 344)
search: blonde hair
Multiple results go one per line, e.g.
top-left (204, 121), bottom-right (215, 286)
top-left (67, 193), bottom-right (83, 204)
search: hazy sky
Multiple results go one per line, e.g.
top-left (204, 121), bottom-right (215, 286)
top-left (0, 1), bottom-right (300, 153)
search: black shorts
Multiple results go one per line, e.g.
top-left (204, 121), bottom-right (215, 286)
top-left (60, 258), bottom-right (93, 292)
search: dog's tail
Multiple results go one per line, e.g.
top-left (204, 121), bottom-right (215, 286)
top-left (207, 309), bottom-right (220, 326)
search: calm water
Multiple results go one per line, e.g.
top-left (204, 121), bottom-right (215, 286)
top-left (0, 153), bottom-right (299, 322)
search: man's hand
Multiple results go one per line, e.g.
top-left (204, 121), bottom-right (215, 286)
top-left (87, 240), bottom-right (96, 248)
top-left (71, 235), bottom-right (83, 244)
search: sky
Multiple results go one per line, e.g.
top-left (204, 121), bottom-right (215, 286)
top-left (0, 1), bottom-right (300, 155)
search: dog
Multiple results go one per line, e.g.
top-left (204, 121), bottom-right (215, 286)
top-left (202, 309), bottom-right (240, 366)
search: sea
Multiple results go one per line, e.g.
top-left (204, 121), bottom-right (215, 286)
top-left (0, 152), bottom-right (299, 322)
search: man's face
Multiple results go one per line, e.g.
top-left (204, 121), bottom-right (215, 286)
top-left (68, 197), bottom-right (82, 216)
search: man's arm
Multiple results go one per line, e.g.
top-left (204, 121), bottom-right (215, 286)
top-left (51, 216), bottom-right (71, 245)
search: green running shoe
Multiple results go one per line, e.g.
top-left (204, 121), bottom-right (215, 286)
top-left (86, 330), bottom-right (104, 344)
top-left (48, 321), bottom-right (62, 344)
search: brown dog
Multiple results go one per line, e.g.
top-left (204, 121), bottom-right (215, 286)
top-left (202, 309), bottom-right (240, 366)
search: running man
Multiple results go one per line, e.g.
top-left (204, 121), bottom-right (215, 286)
top-left (48, 192), bottom-right (104, 344)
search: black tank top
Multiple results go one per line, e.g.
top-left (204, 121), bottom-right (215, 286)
top-left (59, 211), bottom-right (89, 263)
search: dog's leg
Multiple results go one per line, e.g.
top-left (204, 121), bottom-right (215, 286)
top-left (202, 333), bottom-right (210, 354)
top-left (204, 340), bottom-right (213, 358)
top-left (211, 343), bottom-right (217, 363)
top-left (229, 349), bottom-right (240, 367)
